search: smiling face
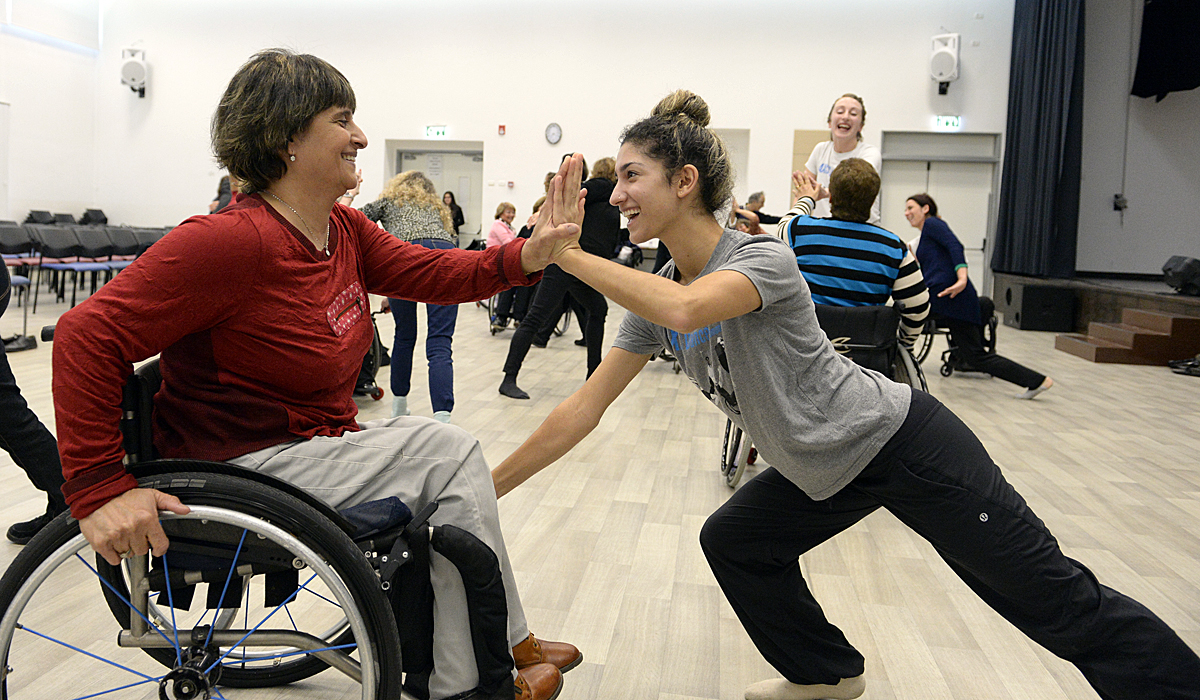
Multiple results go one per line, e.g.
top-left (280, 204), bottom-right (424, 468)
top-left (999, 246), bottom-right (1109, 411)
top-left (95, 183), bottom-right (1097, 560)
top-left (904, 199), bottom-right (929, 229)
top-left (501, 207), bottom-right (516, 224)
top-left (610, 142), bottom-right (686, 245)
top-left (288, 105), bottom-right (367, 196)
top-left (443, 192), bottom-right (453, 206)
top-left (827, 96), bottom-right (864, 142)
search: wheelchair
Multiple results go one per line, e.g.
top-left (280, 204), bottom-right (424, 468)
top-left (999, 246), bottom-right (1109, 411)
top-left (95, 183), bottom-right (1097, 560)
top-left (0, 358), bottom-right (511, 700)
top-left (912, 296), bottom-right (998, 377)
top-left (720, 304), bottom-right (927, 488)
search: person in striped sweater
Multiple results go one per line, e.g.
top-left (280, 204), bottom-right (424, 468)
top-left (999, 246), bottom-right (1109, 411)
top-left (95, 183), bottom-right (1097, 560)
top-left (777, 158), bottom-right (929, 347)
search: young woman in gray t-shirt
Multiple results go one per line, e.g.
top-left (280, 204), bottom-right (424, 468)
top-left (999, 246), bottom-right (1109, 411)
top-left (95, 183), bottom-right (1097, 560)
top-left (492, 92), bottom-right (1200, 700)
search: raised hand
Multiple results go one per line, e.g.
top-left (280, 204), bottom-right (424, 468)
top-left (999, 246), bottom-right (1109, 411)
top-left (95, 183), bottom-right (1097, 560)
top-left (521, 154), bottom-right (586, 274)
top-left (792, 170), bottom-right (820, 203)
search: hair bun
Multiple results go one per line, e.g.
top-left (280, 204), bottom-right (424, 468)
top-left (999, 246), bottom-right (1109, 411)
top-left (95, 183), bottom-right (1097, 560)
top-left (652, 90), bottom-right (711, 127)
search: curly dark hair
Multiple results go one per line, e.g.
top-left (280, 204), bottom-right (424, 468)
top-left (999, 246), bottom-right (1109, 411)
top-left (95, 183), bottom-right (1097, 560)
top-left (211, 49), bottom-right (356, 194)
top-left (619, 90), bottom-right (733, 215)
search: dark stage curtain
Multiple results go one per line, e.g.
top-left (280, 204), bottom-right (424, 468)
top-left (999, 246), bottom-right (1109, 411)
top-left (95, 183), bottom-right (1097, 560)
top-left (1131, 0), bottom-right (1200, 102)
top-left (991, 0), bottom-right (1085, 278)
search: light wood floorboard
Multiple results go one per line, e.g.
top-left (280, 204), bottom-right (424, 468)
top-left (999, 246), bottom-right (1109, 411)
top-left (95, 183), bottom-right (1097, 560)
top-left (2, 288), bottom-right (1198, 699)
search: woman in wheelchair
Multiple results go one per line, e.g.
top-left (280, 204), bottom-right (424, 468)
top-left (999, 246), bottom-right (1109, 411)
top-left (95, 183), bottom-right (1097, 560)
top-left (904, 194), bottom-right (1054, 399)
top-left (45, 49), bottom-right (578, 700)
top-left (491, 91), bottom-right (1200, 700)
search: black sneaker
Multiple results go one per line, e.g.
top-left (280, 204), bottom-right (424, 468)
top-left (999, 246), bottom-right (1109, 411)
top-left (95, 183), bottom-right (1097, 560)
top-left (7, 511), bottom-right (58, 545)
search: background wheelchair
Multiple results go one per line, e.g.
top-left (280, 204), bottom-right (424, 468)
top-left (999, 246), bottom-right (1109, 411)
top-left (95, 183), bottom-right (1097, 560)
top-left (719, 304), bottom-right (927, 488)
top-left (912, 296), bottom-right (998, 377)
top-left (0, 358), bottom-right (449, 700)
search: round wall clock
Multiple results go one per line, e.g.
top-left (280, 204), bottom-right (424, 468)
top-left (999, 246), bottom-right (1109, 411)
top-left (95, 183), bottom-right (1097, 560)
top-left (545, 122), bottom-right (562, 145)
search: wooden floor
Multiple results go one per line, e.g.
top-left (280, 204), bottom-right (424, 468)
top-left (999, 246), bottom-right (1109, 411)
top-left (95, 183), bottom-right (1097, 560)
top-left (2, 288), bottom-right (1198, 700)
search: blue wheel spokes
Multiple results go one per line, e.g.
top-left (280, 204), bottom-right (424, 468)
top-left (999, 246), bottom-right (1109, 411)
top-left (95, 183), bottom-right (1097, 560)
top-left (17, 623), bottom-right (163, 683)
top-left (71, 676), bottom-right (162, 700)
top-left (73, 553), bottom-right (179, 653)
top-left (204, 572), bottom-right (319, 674)
top-left (160, 551), bottom-right (182, 666)
top-left (204, 529), bottom-right (249, 649)
top-left (301, 588), bottom-right (342, 608)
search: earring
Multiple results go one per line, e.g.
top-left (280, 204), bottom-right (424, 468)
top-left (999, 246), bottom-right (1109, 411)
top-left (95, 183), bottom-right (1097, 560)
top-left (289, 154), bottom-right (296, 162)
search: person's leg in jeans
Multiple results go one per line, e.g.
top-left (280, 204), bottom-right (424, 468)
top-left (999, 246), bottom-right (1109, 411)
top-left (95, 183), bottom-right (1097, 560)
top-left (422, 263), bottom-right (459, 421)
top-left (389, 296), bottom-right (418, 417)
top-left (870, 391), bottom-right (1200, 700)
top-left (0, 341), bottom-right (67, 544)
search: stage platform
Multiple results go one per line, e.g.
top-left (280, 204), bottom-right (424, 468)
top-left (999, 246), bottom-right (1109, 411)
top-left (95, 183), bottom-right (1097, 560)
top-left (992, 272), bottom-right (1200, 333)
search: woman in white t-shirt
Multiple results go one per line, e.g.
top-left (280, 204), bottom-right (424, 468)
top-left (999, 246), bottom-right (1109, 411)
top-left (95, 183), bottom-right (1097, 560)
top-left (803, 93), bottom-right (882, 223)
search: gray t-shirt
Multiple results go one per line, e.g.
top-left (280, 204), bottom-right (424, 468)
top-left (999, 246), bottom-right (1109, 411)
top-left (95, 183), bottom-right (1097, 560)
top-left (614, 229), bottom-right (911, 500)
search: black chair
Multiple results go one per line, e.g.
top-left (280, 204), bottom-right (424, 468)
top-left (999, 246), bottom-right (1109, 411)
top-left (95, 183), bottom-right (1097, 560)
top-left (79, 208), bottom-right (108, 225)
top-left (103, 225), bottom-right (140, 275)
top-left (23, 210), bottom-right (53, 225)
top-left (131, 226), bottom-right (167, 255)
top-left (26, 224), bottom-right (112, 306)
top-left (53, 212), bottom-right (77, 225)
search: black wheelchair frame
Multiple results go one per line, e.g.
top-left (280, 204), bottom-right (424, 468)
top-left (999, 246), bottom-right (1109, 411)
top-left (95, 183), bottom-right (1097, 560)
top-left (912, 296), bottom-right (999, 377)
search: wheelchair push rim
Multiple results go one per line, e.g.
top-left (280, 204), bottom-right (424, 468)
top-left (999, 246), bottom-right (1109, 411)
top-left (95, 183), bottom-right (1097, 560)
top-left (0, 503), bottom-right (391, 700)
top-left (720, 419), bottom-right (753, 488)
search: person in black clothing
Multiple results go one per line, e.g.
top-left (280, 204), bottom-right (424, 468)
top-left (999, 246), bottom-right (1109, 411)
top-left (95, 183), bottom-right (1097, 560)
top-left (499, 156), bottom-right (621, 399)
top-left (1, 263), bottom-right (68, 544)
top-left (442, 190), bottom-right (466, 236)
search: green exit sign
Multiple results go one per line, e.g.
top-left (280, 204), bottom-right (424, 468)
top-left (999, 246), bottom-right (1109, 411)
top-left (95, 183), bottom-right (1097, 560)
top-left (425, 125), bottom-right (447, 138)
top-left (935, 115), bottom-right (962, 130)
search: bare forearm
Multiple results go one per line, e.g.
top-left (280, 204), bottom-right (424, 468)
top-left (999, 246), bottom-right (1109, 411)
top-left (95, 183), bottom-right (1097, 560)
top-left (555, 249), bottom-right (697, 332)
top-left (493, 398), bottom-right (599, 497)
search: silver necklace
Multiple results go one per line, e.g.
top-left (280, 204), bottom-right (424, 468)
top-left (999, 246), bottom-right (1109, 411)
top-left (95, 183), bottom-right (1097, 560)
top-left (265, 191), bottom-right (330, 257)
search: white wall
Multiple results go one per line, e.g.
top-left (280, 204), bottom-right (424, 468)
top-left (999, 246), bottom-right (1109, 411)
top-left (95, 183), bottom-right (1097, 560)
top-left (0, 0), bottom-right (98, 221)
top-left (9, 0), bottom-right (1017, 231)
top-left (1077, 0), bottom-right (1200, 275)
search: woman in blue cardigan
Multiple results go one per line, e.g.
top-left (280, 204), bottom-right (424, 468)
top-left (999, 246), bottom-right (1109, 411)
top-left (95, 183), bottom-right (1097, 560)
top-left (906, 193), bottom-right (1053, 398)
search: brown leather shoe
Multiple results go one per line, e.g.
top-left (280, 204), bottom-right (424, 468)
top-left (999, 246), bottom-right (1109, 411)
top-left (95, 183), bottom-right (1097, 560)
top-left (512, 633), bottom-right (583, 673)
top-left (515, 662), bottom-right (562, 700)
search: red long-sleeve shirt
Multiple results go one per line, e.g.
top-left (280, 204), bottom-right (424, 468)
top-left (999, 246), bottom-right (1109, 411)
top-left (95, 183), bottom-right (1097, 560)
top-left (53, 195), bottom-right (537, 518)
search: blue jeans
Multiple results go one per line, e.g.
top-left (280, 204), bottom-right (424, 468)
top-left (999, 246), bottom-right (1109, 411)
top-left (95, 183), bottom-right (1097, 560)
top-left (389, 239), bottom-right (458, 414)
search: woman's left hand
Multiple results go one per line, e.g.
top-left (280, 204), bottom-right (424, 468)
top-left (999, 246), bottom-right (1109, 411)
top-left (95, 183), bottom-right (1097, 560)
top-left (521, 154), bottom-right (585, 274)
top-left (939, 277), bottom-right (968, 298)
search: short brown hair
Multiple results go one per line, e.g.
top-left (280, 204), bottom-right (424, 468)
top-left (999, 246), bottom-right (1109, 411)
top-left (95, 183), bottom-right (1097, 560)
top-left (211, 49), bottom-right (356, 194)
top-left (828, 158), bottom-right (879, 223)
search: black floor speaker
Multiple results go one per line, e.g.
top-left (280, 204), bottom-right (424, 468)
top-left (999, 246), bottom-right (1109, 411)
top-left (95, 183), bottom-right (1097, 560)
top-left (996, 282), bottom-right (1076, 331)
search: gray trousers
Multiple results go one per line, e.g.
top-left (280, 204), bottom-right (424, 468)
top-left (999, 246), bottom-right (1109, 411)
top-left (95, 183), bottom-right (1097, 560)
top-left (230, 416), bottom-right (528, 699)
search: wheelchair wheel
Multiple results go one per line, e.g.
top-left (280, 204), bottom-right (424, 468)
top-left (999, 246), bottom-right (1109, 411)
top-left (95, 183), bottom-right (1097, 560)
top-left (913, 326), bottom-right (935, 364)
top-left (720, 419), bottom-right (752, 488)
top-left (554, 307), bottom-right (570, 338)
top-left (0, 470), bottom-right (402, 699)
top-left (892, 346), bottom-right (929, 393)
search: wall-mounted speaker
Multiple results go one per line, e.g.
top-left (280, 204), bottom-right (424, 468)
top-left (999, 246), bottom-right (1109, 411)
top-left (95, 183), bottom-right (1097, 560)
top-left (121, 48), bottom-right (147, 98)
top-left (996, 281), bottom-right (1076, 332)
top-left (931, 34), bottom-right (960, 82)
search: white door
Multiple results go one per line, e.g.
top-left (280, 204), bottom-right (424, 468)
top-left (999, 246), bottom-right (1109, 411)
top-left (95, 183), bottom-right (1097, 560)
top-left (397, 151), bottom-right (484, 246)
top-left (881, 159), bottom-right (994, 293)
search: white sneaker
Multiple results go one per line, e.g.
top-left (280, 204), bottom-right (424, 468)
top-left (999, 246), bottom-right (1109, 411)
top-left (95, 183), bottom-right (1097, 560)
top-left (1016, 377), bottom-right (1054, 400)
top-left (391, 396), bottom-right (410, 418)
top-left (744, 675), bottom-right (865, 700)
